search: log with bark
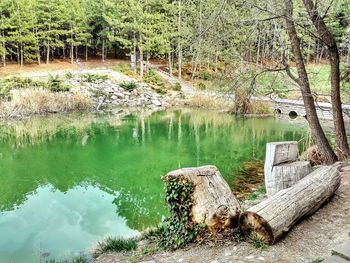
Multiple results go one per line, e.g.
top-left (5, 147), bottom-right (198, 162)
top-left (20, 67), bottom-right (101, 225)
top-left (239, 165), bottom-right (340, 244)
top-left (164, 165), bottom-right (241, 231)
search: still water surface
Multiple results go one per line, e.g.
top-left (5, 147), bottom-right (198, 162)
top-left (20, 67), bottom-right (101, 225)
top-left (0, 109), bottom-right (307, 262)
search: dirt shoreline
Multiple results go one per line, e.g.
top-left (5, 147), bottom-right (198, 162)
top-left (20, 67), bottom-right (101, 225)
top-left (94, 165), bottom-right (350, 263)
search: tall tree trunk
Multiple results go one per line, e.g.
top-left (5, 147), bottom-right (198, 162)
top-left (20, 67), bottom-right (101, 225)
top-left (46, 42), bottom-right (50, 64)
top-left (63, 44), bottom-right (66, 60)
top-left (17, 45), bottom-right (20, 65)
top-left (20, 44), bottom-right (24, 67)
top-left (284, 0), bottom-right (337, 164)
top-left (191, 52), bottom-right (198, 80)
top-left (261, 32), bottom-right (266, 66)
top-left (85, 45), bottom-right (88, 61)
top-left (37, 49), bottom-right (41, 65)
top-left (191, 0), bottom-right (202, 80)
top-left (256, 25), bottom-right (261, 66)
top-left (102, 38), bottom-right (105, 62)
top-left (146, 51), bottom-right (150, 73)
top-left (303, 0), bottom-right (350, 160)
top-left (2, 36), bottom-right (6, 67)
top-left (70, 45), bottom-right (74, 64)
top-left (139, 34), bottom-right (144, 77)
top-left (178, 0), bottom-right (182, 79)
top-left (178, 45), bottom-right (182, 79)
top-left (139, 53), bottom-right (144, 77)
top-left (168, 50), bottom-right (173, 75)
top-left (306, 37), bottom-right (311, 64)
top-left (2, 51), bottom-right (5, 67)
top-left (132, 33), bottom-right (137, 75)
top-left (139, 49), bottom-right (144, 77)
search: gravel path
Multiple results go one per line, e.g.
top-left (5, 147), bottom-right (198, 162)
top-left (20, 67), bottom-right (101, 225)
top-left (94, 165), bottom-right (350, 263)
top-left (154, 70), bottom-right (196, 97)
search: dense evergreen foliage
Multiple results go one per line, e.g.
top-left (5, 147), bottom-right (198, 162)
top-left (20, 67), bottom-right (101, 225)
top-left (0, 0), bottom-right (350, 78)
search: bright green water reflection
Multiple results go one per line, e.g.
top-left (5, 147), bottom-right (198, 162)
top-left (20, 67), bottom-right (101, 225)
top-left (0, 109), bottom-right (307, 262)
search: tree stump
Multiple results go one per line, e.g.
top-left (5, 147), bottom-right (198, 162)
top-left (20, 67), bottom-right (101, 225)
top-left (239, 165), bottom-right (340, 244)
top-left (265, 141), bottom-right (298, 169)
top-left (164, 165), bottom-right (241, 231)
top-left (264, 141), bottom-right (311, 196)
top-left (266, 161), bottom-right (312, 196)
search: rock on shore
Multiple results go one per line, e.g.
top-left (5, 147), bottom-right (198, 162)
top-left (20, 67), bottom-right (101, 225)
top-left (67, 77), bottom-right (184, 111)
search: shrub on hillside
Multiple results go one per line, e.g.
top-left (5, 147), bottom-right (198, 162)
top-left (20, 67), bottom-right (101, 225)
top-left (0, 76), bottom-right (71, 98)
top-left (197, 82), bottom-right (207, 90)
top-left (172, 82), bottom-right (182, 91)
top-left (81, 73), bottom-right (108, 83)
top-left (113, 63), bottom-right (135, 76)
top-left (47, 75), bottom-right (70, 92)
top-left (198, 70), bottom-right (212, 80)
top-left (119, 81), bottom-right (138, 91)
top-left (0, 77), bottom-right (45, 98)
top-left (143, 69), bottom-right (165, 88)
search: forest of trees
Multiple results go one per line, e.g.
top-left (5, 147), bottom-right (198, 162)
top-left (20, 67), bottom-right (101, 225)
top-left (1, 0), bottom-right (350, 78)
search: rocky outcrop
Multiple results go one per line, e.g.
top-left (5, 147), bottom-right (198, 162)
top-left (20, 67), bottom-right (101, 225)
top-left (67, 78), bottom-right (183, 111)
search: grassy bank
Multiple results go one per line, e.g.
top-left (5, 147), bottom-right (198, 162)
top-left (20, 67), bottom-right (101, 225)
top-left (0, 76), bottom-right (93, 119)
top-left (0, 88), bottom-right (93, 119)
top-left (185, 94), bottom-right (272, 115)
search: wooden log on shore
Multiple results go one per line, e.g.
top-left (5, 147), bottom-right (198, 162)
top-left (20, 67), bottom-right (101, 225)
top-left (266, 161), bottom-right (312, 196)
top-left (239, 165), bottom-right (340, 244)
top-left (164, 165), bottom-right (241, 231)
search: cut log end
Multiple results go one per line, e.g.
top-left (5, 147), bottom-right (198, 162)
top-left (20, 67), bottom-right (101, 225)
top-left (239, 211), bottom-right (274, 244)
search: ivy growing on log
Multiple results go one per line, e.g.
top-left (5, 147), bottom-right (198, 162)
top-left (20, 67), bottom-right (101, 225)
top-left (155, 177), bottom-right (205, 250)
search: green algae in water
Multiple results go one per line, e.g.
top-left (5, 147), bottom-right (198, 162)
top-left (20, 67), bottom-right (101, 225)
top-left (0, 109), bottom-right (307, 262)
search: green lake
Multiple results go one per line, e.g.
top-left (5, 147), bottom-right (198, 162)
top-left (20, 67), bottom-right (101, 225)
top-left (0, 109), bottom-right (308, 262)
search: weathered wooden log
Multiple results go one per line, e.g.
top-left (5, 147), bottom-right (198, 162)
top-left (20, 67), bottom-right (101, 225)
top-left (164, 165), bottom-right (241, 231)
top-left (266, 161), bottom-right (312, 196)
top-left (239, 165), bottom-right (340, 244)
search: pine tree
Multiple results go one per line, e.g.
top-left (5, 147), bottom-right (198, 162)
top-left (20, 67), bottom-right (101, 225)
top-left (7, 0), bottom-right (39, 66)
top-left (64, 0), bottom-right (90, 64)
top-left (36, 0), bottom-right (67, 64)
top-left (0, 0), bottom-right (10, 66)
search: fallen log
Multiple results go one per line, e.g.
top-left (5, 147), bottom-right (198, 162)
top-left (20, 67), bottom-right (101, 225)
top-left (164, 165), bottom-right (241, 231)
top-left (239, 165), bottom-right (340, 244)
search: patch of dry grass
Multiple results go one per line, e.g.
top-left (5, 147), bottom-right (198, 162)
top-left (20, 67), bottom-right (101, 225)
top-left (0, 88), bottom-right (93, 118)
top-left (185, 94), bottom-right (233, 110)
top-left (247, 100), bottom-right (272, 114)
top-left (186, 94), bottom-right (272, 114)
top-left (300, 145), bottom-right (327, 166)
